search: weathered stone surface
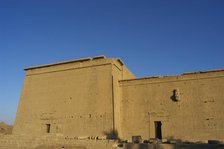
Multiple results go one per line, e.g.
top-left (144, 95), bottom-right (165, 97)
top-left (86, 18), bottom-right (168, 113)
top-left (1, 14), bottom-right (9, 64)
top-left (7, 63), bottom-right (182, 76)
top-left (0, 134), bottom-right (116, 149)
top-left (13, 57), bottom-right (135, 138)
top-left (120, 69), bottom-right (224, 141)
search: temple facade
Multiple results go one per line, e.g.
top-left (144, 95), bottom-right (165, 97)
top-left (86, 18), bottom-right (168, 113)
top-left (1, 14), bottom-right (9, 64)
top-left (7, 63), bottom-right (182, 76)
top-left (13, 56), bottom-right (224, 142)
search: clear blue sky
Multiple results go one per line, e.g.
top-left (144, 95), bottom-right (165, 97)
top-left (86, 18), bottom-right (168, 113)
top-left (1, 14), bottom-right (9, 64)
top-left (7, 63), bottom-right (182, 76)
top-left (0, 0), bottom-right (224, 125)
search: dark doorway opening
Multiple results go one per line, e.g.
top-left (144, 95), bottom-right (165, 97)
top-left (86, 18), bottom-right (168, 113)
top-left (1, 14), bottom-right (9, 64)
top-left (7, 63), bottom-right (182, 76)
top-left (46, 124), bottom-right (51, 133)
top-left (154, 121), bottom-right (162, 139)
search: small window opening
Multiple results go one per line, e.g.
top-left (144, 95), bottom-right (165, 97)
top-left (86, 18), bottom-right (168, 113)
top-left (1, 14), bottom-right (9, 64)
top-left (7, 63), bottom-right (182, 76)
top-left (46, 124), bottom-right (51, 133)
top-left (154, 121), bottom-right (162, 139)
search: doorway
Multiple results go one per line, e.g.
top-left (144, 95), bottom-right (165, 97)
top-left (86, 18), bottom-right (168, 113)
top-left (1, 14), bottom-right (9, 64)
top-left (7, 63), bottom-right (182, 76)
top-left (46, 124), bottom-right (51, 133)
top-left (154, 121), bottom-right (162, 139)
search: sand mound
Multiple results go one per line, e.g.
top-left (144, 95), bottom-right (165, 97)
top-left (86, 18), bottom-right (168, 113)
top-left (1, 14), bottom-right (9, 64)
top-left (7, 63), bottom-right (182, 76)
top-left (0, 121), bottom-right (13, 134)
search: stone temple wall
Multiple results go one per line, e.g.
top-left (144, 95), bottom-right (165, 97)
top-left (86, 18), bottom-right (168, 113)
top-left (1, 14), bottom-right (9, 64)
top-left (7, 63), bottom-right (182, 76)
top-left (13, 56), bottom-right (135, 139)
top-left (120, 69), bottom-right (224, 142)
top-left (14, 57), bottom-right (115, 137)
top-left (4, 56), bottom-right (224, 149)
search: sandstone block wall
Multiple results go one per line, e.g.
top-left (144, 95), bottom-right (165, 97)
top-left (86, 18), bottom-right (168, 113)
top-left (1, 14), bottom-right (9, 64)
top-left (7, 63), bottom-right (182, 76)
top-left (120, 70), bottom-right (224, 141)
top-left (12, 56), bottom-right (224, 143)
top-left (13, 56), bottom-right (135, 139)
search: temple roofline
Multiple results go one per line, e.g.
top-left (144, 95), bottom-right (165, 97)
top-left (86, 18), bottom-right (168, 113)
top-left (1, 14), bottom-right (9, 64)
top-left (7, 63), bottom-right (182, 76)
top-left (120, 68), bottom-right (224, 82)
top-left (24, 55), bottom-right (107, 70)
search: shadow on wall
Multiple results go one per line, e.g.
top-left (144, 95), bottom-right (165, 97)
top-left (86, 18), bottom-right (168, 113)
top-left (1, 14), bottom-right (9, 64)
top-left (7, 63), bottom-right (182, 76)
top-left (103, 129), bottom-right (119, 140)
top-left (170, 89), bottom-right (179, 102)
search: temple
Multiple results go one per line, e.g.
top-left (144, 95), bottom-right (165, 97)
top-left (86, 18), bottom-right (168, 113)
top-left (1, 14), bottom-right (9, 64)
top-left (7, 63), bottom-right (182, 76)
top-left (3, 55), bottom-right (224, 149)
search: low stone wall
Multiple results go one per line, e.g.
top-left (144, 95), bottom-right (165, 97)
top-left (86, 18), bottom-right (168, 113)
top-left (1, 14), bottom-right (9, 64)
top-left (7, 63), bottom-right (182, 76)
top-left (1, 135), bottom-right (224, 149)
top-left (0, 135), bottom-right (116, 149)
top-left (35, 145), bottom-right (86, 149)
